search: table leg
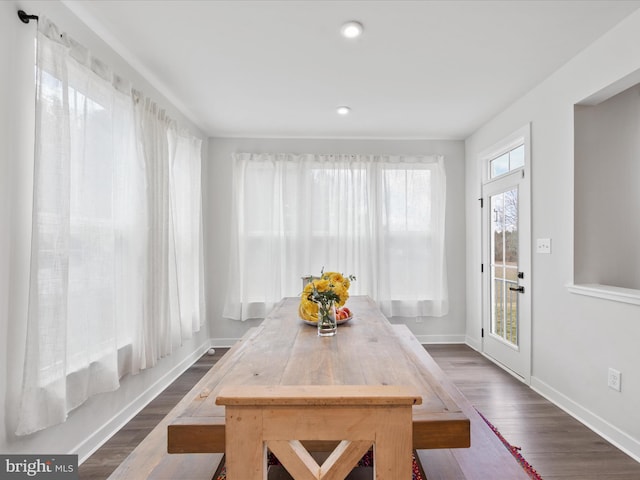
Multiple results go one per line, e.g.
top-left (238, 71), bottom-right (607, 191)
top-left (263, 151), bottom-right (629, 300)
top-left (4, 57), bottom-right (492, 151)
top-left (373, 408), bottom-right (413, 480)
top-left (225, 406), bottom-right (267, 480)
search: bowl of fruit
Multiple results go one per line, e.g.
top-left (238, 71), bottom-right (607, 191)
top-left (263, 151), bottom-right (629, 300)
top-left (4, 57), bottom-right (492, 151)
top-left (300, 305), bottom-right (353, 326)
top-left (335, 306), bottom-right (353, 324)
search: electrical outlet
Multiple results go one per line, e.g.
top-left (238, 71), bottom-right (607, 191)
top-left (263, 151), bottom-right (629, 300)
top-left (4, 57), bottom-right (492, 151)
top-left (608, 368), bottom-right (621, 392)
top-left (536, 238), bottom-right (551, 254)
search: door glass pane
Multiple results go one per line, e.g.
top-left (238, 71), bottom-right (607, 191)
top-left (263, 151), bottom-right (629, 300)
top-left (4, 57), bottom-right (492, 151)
top-left (490, 188), bottom-right (519, 346)
top-left (504, 189), bottom-right (519, 264)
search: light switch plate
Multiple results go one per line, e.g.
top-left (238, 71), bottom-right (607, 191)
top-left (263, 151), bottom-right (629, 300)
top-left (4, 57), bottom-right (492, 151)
top-left (536, 238), bottom-right (551, 254)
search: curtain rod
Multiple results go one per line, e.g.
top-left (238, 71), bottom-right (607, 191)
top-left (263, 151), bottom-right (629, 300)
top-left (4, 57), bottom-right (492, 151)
top-left (18, 10), bottom-right (39, 24)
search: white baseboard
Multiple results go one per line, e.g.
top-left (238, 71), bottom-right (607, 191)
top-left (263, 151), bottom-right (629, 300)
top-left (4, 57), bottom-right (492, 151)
top-left (531, 376), bottom-right (640, 463)
top-left (210, 337), bottom-right (243, 348)
top-left (416, 334), bottom-right (466, 344)
top-left (464, 335), bottom-right (481, 351)
top-left (74, 339), bottom-right (214, 464)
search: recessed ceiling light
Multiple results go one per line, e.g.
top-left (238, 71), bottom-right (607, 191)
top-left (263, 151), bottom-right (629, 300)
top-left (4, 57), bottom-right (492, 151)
top-left (340, 21), bottom-right (363, 39)
top-left (336, 106), bottom-right (351, 115)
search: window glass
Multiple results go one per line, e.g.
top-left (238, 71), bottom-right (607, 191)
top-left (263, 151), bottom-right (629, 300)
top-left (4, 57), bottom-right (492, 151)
top-left (510, 145), bottom-right (525, 170)
top-left (490, 153), bottom-right (509, 178)
top-left (490, 145), bottom-right (524, 179)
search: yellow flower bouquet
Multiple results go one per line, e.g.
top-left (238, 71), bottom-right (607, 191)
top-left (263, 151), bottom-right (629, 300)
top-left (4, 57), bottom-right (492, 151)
top-left (299, 270), bottom-right (355, 322)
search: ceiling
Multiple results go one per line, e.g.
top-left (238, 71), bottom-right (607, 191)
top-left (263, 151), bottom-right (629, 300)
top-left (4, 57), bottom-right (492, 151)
top-left (63, 0), bottom-right (640, 140)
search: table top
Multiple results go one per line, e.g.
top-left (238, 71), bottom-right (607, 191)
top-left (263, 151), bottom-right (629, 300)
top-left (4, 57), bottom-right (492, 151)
top-left (169, 296), bottom-right (470, 450)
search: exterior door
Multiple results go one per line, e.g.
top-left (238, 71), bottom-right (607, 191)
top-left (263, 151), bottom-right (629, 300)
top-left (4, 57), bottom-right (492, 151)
top-left (482, 141), bottom-right (531, 382)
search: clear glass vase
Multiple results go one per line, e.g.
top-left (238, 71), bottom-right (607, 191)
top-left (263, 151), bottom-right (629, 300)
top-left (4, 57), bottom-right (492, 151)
top-left (316, 301), bottom-right (337, 337)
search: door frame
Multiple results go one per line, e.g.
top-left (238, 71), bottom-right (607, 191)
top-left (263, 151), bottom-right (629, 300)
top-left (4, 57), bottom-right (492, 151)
top-left (479, 124), bottom-right (532, 384)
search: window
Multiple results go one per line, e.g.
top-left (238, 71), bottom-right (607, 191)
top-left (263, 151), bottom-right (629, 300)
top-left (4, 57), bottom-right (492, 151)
top-left (223, 153), bottom-right (448, 321)
top-left (34, 46), bottom-right (142, 375)
top-left (489, 144), bottom-right (524, 179)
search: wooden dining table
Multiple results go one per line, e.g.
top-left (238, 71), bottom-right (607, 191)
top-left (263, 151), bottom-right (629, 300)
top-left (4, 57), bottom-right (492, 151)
top-left (168, 295), bottom-right (470, 455)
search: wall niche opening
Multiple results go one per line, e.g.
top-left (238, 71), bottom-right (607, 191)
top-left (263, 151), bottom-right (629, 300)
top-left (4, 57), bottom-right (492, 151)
top-left (574, 78), bottom-right (640, 293)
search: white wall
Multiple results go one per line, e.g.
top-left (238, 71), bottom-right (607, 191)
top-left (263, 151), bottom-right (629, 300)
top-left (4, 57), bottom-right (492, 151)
top-left (0, 0), bottom-right (210, 462)
top-left (465, 10), bottom-right (640, 460)
top-left (205, 138), bottom-right (466, 344)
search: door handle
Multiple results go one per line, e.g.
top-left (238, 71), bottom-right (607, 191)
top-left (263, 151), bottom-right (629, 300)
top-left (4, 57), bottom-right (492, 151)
top-left (509, 286), bottom-right (525, 293)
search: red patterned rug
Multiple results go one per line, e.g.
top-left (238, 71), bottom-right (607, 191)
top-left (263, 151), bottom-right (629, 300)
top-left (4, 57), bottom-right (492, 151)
top-left (476, 409), bottom-right (544, 480)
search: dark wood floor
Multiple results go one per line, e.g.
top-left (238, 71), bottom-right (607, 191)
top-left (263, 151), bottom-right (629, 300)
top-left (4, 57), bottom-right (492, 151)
top-left (78, 344), bottom-right (640, 480)
top-left (427, 344), bottom-right (640, 480)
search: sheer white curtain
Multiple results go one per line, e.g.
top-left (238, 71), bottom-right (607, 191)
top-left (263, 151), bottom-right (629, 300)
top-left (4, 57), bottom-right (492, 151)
top-left (17, 18), bottom-right (203, 435)
top-left (131, 92), bottom-right (173, 370)
top-left (223, 153), bottom-right (448, 321)
top-left (168, 128), bottom-right (205, 339)
top-left (17, 19), bottom-right (142, 435)
top-left (130, 94), bottom-right (204, 372)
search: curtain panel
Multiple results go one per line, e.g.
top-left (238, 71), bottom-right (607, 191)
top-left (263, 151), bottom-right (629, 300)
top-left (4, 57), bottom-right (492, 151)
top-left (16, 18), bottom-right (204, 435)
top-left (223, 153), bottom-right (448, 321)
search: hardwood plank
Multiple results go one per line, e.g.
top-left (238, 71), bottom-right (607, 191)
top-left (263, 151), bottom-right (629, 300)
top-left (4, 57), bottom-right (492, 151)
top-left (523, 451), bottom-right (640, 479)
